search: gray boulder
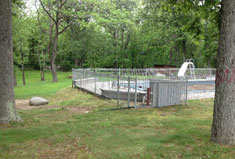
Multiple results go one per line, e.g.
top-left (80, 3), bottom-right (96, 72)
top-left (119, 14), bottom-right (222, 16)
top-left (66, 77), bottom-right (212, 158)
top-left (29, 97), bottom-right (48, 106)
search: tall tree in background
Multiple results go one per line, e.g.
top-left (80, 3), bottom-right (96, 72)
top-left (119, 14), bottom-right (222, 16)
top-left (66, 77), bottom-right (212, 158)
top-left (211, 0), bottom-right (235, 145)
top-left (39, 0), bottom-right (75, 82)
top-left (0, 0), bottom-right (21, 123)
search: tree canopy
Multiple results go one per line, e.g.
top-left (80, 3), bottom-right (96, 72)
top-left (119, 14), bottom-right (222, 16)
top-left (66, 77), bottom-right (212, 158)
top-left (13, 0), bottom-right (220, 74)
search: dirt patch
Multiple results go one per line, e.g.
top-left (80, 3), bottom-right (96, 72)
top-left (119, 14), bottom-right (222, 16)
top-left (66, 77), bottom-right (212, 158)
top-left (15, 100), bottom-right (56, 110)
top-left (16, 100), bottom-right (34, 110)
top-left (65, 106), bottom-right (92, 114)
top-left (15, 100), bottom-right (93, 114)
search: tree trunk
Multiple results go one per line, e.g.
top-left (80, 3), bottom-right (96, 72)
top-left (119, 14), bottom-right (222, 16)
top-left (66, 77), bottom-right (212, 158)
top-left (208, 58), bottom-right (211, 68)
top-left (42, 51), bottom-right (46, 81)
top-left (211, 0), bottom-right (235, 145)
top-left (75, 59), bottom-right (79, 66)
top-left (121, 28), bottom-right (124, 60)
top-left (175, 46), bottom-right (180, 67)
top-left (50, 50), bottom-right (58, 82)
top-left (21, 47), bottom-right (26, 85)
top-left (38, 51), bottom-right (42, 80)
top-left (47, 0), bottom-right (53, 57)
top-left (0, 0), bottom-right (21, 123)
top-left (168, 48), bottom-right (173, 65)
top-left (47, 0), bottom-right (54, 82)
top-left (50, 26), bottom-right (58, 82)
top-left (38, 51), bottom-right (45, 81)
top-left (204, 21), bottom-right (211, 67)
top-left (14, 70), bottom-right (17, 87)
top-left (182, 39), bottom-right (187, 61)
top-left (124, 32), bottom-right (130, 57)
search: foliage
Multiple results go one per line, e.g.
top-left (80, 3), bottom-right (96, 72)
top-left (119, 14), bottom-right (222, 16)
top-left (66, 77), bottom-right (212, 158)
top-left (12, 0), bottom-right (221, 73)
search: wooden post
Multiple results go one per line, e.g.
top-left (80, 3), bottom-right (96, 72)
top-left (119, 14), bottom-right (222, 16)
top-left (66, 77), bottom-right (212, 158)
top-left (147, 88), bottom-right (150, 106)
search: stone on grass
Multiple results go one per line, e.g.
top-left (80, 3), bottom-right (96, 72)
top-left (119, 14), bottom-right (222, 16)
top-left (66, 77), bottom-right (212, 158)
top-left (29, 97), bottom-right (48, 106)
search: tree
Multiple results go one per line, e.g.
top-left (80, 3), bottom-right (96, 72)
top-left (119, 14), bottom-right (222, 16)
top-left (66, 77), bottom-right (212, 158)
top-left (0, 0), bottom-right (21, 123)
top-left (39, 0), bottom-right (76, 82)
top-left (9, 0), bottom-right (221, 70)
top-left (137, 0), bottom-right (219, 68)
top-left (13, 17), bottom-right (31, 86)
top-left (211, 0), bottom-right (235, 145)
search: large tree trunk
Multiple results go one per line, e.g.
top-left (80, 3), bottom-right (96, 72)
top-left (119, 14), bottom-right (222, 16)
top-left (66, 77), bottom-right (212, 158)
top-left (47, 1), bottom-right (56, 82)
top-left (0, 0), bottom-right (21, 123)
top-left (211, 0), bottom-right (235, 145)
top-left (14, 70), bottom-right (17, 87)
top-left (50, 50), bottom-right (58, 82)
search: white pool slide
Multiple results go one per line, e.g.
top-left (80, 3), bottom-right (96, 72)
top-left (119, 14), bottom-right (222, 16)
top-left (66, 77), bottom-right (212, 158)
top-left (178, 60), bottom-right (195, 78)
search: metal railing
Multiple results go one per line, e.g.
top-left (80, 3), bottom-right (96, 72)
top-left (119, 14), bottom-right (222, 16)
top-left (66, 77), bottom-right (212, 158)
top-left (88, 68), bottom-right (216, 80)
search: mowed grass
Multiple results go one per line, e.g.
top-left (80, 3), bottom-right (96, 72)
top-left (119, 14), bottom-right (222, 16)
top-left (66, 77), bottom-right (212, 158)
top-left (1, 71), bottom-right (235, 159)
top-left (14, 71), bottom-right (72, 99)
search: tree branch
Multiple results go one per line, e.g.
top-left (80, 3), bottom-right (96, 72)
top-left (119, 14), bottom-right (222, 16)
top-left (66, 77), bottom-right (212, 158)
top-left (60, 0), bottom-right (67, 8)
top-left (39, 0), bottom-right (57, 24)
top-left (58, 23), bottom-right (71, 34)
top-left (35, 0), bottom-right (47, 34)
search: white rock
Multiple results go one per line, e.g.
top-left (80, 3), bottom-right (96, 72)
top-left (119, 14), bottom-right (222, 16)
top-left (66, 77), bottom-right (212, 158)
top-left (29, 97), bottom-right (48, 106)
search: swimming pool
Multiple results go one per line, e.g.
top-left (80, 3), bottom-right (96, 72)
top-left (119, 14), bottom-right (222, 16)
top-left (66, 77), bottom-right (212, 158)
top-left (119, 79), bottom-right (215, 92)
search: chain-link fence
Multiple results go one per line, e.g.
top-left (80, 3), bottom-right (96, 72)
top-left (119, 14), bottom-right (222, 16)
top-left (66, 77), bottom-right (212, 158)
top-left (88, 68), bottom-right (216, 80)
top-left (72, 68), bottom-right (216, 109)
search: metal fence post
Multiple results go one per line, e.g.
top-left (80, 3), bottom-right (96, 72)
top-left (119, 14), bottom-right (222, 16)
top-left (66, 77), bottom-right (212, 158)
top-left (134, 77), bottom-right (137, 108)
top-left (83, 70), bottom-right (86, 89)
top-left (185, 78), bottom-right (188, 105)
top-left (117, 76), bottom-right (120, 106)
top-left (128, 76), bottom-right (130, 107)
top-left (72, 69), bottom-right (74, 88)
top-left (95, 71), bottom-right (97, 93)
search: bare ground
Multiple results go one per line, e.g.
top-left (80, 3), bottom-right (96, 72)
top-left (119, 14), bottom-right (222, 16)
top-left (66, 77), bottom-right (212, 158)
top-left (15, 100), bottom-right (91, 114)
top-left (15, 100), bottom-right (38, 110)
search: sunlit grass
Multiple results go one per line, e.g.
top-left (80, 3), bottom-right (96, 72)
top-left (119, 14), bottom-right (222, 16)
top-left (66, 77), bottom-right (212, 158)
top-left (14, 71), bottom-right (72, 99)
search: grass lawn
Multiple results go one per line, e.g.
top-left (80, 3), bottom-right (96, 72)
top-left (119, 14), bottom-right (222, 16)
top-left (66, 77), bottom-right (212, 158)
top-left (14, 71), bottom-right (72, 99)
top-left (0, 71), bottom-right (235, 158)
